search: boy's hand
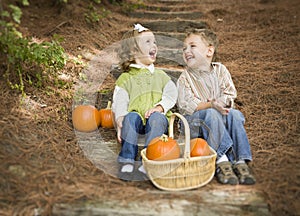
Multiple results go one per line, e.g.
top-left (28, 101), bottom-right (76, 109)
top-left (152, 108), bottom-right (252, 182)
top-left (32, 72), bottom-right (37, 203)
top-left (145, 105), bottom-right (164, 119)
top-left (116, 116), bottom-right (124, 143)
top-left (210, 99), bottom-right (230, 115)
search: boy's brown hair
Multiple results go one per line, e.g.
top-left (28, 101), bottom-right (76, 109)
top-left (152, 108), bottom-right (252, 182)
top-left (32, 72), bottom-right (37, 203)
top-left (186, 28), bottom-right (219, 62)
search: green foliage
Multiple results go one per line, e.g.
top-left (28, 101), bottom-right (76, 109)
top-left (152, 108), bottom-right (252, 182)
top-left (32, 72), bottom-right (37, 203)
top-left (91, 0), bottom-right (101, 3)
top-left (8, 5), bottom-right (22, 23)
top-left (84, 2), bottom-right (110, 24)
top-left (107, 0), bottom-right (122, 5)
top-left (119, 0), bottom-right (145, 13)
top-left (0, 4), bottom-right (67, 95)
top-left (19, 0), bottom-right (30, 6)
top-left (52, 0), bottom-right (68, 5)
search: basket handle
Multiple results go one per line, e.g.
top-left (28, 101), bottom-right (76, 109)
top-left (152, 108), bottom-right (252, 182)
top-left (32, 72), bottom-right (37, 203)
top-left (169, 113), bottom-right (191, 159)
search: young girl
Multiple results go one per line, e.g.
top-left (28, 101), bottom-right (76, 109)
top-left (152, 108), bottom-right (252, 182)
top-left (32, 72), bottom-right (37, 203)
top-left (112, 24), bottom-right (178, 181)
top-left (177, 29), bottom-right (256, 185)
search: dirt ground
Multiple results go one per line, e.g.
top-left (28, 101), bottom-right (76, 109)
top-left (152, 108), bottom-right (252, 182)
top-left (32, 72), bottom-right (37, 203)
top-left (0, 0), bottom-right (299, 215)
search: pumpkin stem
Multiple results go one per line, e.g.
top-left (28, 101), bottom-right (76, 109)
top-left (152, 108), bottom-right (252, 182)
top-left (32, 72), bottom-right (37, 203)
top-left (160, 134), bottom-right (169, 142)
top-left (106, 101), bottom-right (112, 109)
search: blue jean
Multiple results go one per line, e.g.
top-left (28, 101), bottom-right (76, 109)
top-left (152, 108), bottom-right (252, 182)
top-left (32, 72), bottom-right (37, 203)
top-left (118, 112), bottom-right (169, 164)
top-left (182, 108), bottom-right (252, 163)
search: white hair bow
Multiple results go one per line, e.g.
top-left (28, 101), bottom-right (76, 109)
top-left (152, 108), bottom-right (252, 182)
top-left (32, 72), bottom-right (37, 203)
top-left (133, 23), bottom-right (148, 32)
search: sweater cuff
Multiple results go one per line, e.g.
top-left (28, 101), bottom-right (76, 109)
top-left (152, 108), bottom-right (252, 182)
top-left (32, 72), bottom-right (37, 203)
top-left (191, 98), bottom-right (201, 112)
top-left (155, 101), bottom-right (170, 115)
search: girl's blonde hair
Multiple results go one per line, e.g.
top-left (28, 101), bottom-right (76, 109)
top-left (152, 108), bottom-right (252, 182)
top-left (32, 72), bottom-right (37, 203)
top-left (118, 28), bottom-right (151, 72)
top-left (186, 29), bottom-right (219, 61)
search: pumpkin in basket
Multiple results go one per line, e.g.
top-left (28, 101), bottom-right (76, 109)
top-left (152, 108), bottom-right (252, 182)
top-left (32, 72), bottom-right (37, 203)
top-left (190, 138), bottom-right (211, 157)
top-left (146, 134), bottom-right (180, 161)
top-left (99, 101), bottom-right (114, 129)
top-left (72, 105), bottom-right (101, 132)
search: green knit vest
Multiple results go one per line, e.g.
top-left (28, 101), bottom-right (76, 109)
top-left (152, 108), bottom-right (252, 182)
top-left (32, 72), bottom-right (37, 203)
top-left (116, 67), bottom-right (172, 124)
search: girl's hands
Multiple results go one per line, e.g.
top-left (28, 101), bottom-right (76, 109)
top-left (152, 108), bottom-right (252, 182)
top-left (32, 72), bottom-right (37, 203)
top-left (116, 116), bottom-right (124, 143)
top-left (209, 99), bottom-right (230, 115)
top-left (117, 106), bottom-right (163, 142)
top-left (144, 105), bottom-right (164, 119)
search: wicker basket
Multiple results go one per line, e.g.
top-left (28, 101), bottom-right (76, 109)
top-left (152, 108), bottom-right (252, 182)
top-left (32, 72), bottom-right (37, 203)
top-left (141, 113), bottom-right (217, 191)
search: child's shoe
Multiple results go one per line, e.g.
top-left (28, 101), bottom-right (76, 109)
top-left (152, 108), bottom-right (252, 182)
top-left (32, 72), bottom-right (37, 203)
top-left (133, 164), bottom-right (149, 181)
top-left (233, 163), bottom-right (256, 185)
top-left (118, 163), bottom-right (134, 181)
top-left (216, 161), bottom-right (238, 185)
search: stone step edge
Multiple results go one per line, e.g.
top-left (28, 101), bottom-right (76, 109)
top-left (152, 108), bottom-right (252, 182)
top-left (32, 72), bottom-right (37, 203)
top-left (52, 187), bottom-right (269, 216)
top-left (110, 65), bottom-right (184, 79)
top-left (128, 10), bottom-right (203, 16)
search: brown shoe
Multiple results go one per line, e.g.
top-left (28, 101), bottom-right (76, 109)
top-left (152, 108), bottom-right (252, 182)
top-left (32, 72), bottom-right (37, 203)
top-left (233, 163), bottom-right (256, 185)
top-left (216, 161), bottom-right (238, 185)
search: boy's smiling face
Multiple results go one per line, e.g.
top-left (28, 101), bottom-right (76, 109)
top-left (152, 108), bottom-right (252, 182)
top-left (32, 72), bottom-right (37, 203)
top-left (183, 34), bottom-right (214, 70)
top-left (134, 31), bottom-right (157, 66)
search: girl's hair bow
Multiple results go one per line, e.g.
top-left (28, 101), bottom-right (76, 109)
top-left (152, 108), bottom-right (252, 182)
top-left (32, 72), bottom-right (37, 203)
top-left (133, 23), bottom-right (148, 32)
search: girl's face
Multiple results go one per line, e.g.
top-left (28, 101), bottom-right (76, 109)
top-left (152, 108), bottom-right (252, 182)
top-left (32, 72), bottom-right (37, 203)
top-left (134, 31), bottom-right (157, 66)
top-left (183, 34), bottom-right (213, 69)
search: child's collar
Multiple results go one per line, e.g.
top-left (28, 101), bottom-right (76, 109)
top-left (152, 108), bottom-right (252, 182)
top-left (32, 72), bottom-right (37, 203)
top-left (130, 63), bottom-right (155, 73)
top-left (187, 63), bottom-right (216, 74)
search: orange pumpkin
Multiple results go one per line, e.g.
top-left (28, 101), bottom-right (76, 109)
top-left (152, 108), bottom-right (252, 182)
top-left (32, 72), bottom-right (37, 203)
top-left (72, 105), bottom-right (101, 132)
top-left (99, 101), bottom-right (114, 129)
top-left (190, 138), bottom-right (211, 157)
top-left (146, 134), bottom-right (180, 161)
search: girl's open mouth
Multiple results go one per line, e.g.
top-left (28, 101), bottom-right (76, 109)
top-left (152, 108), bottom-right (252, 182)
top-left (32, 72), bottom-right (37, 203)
top-left (149, 50), bottom-right (156, 59)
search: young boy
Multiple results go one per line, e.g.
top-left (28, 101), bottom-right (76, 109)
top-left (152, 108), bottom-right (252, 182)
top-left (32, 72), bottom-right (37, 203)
top-left (177, 29), bottom-right (256, 185)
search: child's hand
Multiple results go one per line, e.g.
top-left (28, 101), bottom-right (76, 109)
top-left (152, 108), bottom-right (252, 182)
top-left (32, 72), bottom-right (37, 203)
top-left (145, 105), bottom-right (164, 119)
top-left (210, 99), bottom-right (230, 115)
top-left (116, 116), bottom-right (124, 143)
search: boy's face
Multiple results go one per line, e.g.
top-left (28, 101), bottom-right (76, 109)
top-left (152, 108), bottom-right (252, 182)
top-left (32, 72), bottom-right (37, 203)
top-left (183, 34), bottom-right (213, 69)
top-left (134, 31), bottom-right (157, 66)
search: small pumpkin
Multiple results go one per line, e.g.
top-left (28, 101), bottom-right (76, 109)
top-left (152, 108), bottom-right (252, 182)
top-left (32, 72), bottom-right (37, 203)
top-left (190, 138), bottom-right (211, 157)
top-left (99, 101), bottom-right (114, 129)
top-left (146, 134), bottom-right (180, 161)
top-left (72, 105), bottom-right (101, 132)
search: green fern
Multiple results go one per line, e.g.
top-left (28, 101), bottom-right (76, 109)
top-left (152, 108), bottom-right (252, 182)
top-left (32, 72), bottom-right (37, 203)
top-left (0, 4), bottom-right (67, 95)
